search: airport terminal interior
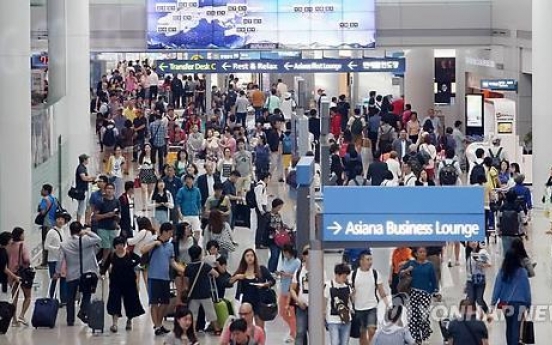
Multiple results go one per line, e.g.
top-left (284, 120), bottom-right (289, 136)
top-left (1, 0), bottom-right (551, 344)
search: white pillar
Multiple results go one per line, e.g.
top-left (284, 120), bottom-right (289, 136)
top-left (47, 0), bottom-right (67, 104)
top-left (0, 0), bottom-right (32, 231)
top-left (404, 48), bottom-right (435, 117)
top-left (66, 0), bottom-right (91, 162)
top-left (533, 0), bottom-right (552, 190)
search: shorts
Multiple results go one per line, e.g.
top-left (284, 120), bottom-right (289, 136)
top-left (355, 308), bottom-right (377, 329)
top-left (188, 298), bottom-right (218, 322)
top-left (282, 154), bottom-right (292, 170)
top-left (98, 229), bottom-right (117, 249)
top-left (182, 215), bottom-right (201, 233)
top-left (148, 279), bottom-right (171, 305)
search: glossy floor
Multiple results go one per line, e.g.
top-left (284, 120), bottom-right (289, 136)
top-left (5, 118), bottom-right (552, 344)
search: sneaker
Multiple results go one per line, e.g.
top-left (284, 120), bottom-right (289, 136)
top-left (447, 261), bottom-right (452, 268)
top-left (126, 319), bottom-right (132, 331)
top-left (154, 327), bottom-right (165, 336)
top-left (110, 325), bottom-right (118, 333)
top-left (160, 326), bottom-right (171, 334)
top-left (284, 336), bottom-right (295, 343)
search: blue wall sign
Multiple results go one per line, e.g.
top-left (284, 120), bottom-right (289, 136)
top-left (156, 58), bottom-right (405, 75)
top-left (31, 54), bottom-right (48, 69)
top-left (481, 79), bottom-right (518, 91)
top-left (322, 187), bottom-right (485, 242)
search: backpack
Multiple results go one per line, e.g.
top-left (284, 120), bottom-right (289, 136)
top-left (439, 160), bottom-right (458, 186)
top-left (351, 269), bottom-right (380, 303)
top-left (329, 281), bottom-right (351, 323)
top-left (245, 182), bottom-right (260, 209)
top-left (379, 126), bottom-right (394, 143)
top-left (282, 134), bottom-right (292, 155)
top-left (500, 209), bottom-right (521, 236)
top-left (351, 117), bottom-right (363, 135)
top-left (102, 126), bottom-right (117, 147)
top-left (488, 148), bottom-right (503, 169)
top-left (469, 163), bottom-right (486, 185)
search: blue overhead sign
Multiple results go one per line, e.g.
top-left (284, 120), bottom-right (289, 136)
top-left (322, 187), bottom-right (485, 243)
top-left (156, 58), bottom-right (405, 75)
top-left (481, 79), bottom-right (518, 91)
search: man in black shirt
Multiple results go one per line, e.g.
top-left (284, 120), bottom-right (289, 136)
top-left (308, 109), bottom-right (321, 143)
top-left (95, 183), bottom-right (121, 263)
top-left (337, 94), bottom-right (351, 132)
top-left (222, 171), bottom-right (241, 229)
top-left (266, 124), bottom-right (283, 182)
top-left (448, 299), bottom-right (489, 345)
top-left (184, 245), bottom-right (220, 334)
top-left (366, 150), bottom-right (389, 186)
top-left (75, 154), bottom-right (96, 224)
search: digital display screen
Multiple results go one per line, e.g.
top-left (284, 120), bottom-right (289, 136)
top-left (497, 122), bottom-right (513, 134)
top-left (466, 95), bottom-right (483, 128)
top-left (147, 0), bottom-right (376, 49)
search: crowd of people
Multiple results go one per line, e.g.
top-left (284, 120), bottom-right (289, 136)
top-left (0, 61), bottom-right (545, 345)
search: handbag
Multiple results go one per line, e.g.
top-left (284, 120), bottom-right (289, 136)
top-left (68, 187), bottom-right (86, 201)
top-left (258, 288), bottom-right (278, 321)
top-left (78, 237), bottom-right (98, 294)
top-left (133, 176), bottom-right (141, 189)
top-left (521, 318), bottom-right (535, 344)
top-left (397, 272), bottom-right (412, 294)
top-left (16, 243), bottom-right (35, 289)
top-left (34, 197), bottom-right (56, 226)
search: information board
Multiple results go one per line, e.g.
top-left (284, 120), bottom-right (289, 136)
top-left (155, 58), bottom-right (405, 74)
top-left (147, 0), bottom-right (376, 49)
top-left (322, 187), bottom-right (485, 243)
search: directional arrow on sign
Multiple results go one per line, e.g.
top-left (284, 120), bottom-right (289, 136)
top-left (327, 221), bottom-right (342, 235)
top-left (222, 62), bottom-right (230, 71)
top-left (284, 62), bottom-right (292, 71)
top-left (158, 62), bottom-right (167, 73)
top-left (348, 61), bottom-right (358, 70)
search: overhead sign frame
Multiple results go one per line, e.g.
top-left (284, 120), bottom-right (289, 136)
top-left (321, 186), bottom-right (485, 248)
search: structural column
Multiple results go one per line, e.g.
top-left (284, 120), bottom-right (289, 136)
top-left (532, 0), bottom-right (552, 191)
top-left (404, 48), bottom-right (435, 117)
top-left (0, 0), bottom-right (32, 231)
top-left (66, 0), bottom-right (91, 162)
top-left (47, 0), bottom-right (67, 105)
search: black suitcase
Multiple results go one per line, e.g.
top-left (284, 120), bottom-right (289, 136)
top-left (88, 278), bottom-right (105, 333)
top-left (0, 284), bottom-right (19, 334)
top-left (439, 318), bottom-right (451, 343)
top-left (31, 280), bottom-right (60, 328)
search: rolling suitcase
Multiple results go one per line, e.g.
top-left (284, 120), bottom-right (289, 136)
top-left (210, 275), bottom-right (233, 327)
top-left (88, 277), bottom-right (105, 333)
top-left (31, 280), bottom-right (60, 328)
top-left (0, 284), bottom-right (19, 334)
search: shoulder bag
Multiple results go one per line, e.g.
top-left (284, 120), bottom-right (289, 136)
top-left (34, 197), bottom-right (55, 226)
top-left (17, 243), bottom-right (35, 289)
top-left (78, 236), bottom-right (98, 294)
top-left (182, 261), bottom-right (205, 305)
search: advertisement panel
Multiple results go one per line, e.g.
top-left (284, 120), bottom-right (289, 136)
top-left (147, 0), bottom-right (376, 49)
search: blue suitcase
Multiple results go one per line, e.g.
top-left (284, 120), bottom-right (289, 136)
top-left (31, 280), bottom-right (60, 329)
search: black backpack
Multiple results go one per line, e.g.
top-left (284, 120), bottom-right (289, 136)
top-left (351, 117), bottom-right (363, 135)
top-left (102, 127), bottom-right (117, 147)
top-left (439, 161), bottom-right (458, 186)
top-left (488, 148), bottom-right (503, 169)
top-left (469, 163), bottom-right (486, 185)
top-left (500, 209), bottom-right (521, 236)
top-left (245, 182), bottom-right (259, 209)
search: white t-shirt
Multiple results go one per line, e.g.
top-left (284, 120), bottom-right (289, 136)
top-left (386, 158), bottom-right (401, 183)
top-left (292, 265), bottom-right (309, 306)
top-left (352, 268), bottom-right (382, 310)
top-left (324, 279), bottom-right (352, 324)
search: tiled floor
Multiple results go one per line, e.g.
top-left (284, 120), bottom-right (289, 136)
top-left (4, 117), bottom-right (552, 344)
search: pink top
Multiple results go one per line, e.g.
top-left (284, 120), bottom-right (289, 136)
top-left (6, 242), bottom-right (30, 277)
top-left (126, 76), bottom-right (137, 92)
top-left (220, 324), bottom-right (265, 345)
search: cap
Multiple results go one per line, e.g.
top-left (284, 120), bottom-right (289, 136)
top-left (79, 154), bottom-right (90, 161)
top-left (55, 210), bottom-right (72, 222)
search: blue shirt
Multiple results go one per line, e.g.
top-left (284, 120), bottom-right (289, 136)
top-left (175, 185), bottom-right (202, 216)
top-left (512, 184), bottom-right (533, 209)
top-left (148, 241), bottom-right (174, 281)
top-left (163, 175), bottom-right (183, 200)
top-left (39, 195), bottom-right (57, 227)
top-left (491, 267), bottom-right (531, 307)
top-left (149, 120), bottom-right (167, 148)
top-left (278, 258), bottom-right (301, 295)
top-left (403, 260), bottom-right (438, 294)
